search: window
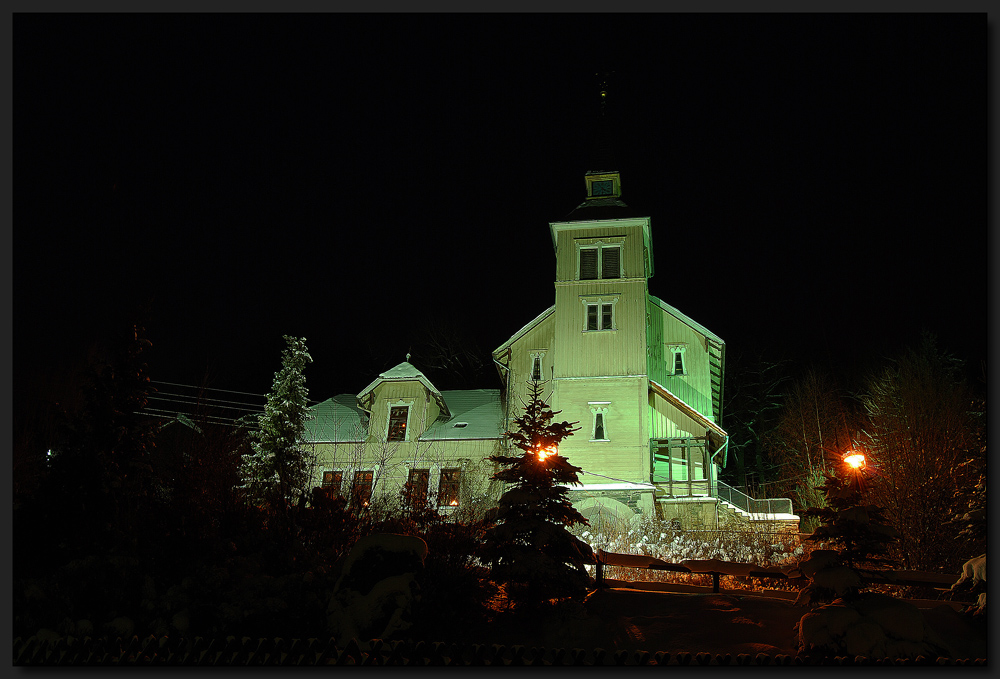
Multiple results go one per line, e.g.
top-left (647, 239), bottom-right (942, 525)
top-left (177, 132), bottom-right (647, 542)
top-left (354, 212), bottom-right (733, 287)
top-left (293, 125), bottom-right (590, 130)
top-left (585, 302), bottom-right (614, 331)
top-left (321, 470), bottom-right (343, 497)
top-left (387, 405), bottom-right (409, 441)
top-left (579, 245), bottom-right (621, 280)
top-left (531, 355), bottom-right (542, 381)
top-left (351, 470), bottom-right (374, 507)
top-left (438, 468), bottom-right (461, 507)
top-left (590, 403), bottom-right (610, 441)
top-left (405, 469), bottom-right (429, 509)
top-left (668, 345), bottom-right (687, 376)
top-left (594, 413), bottom-right (606, 440)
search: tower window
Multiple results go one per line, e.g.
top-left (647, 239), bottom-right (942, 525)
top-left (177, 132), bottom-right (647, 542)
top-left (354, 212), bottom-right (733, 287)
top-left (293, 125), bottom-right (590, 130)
top-left (579, 245), bottom-right (621, 280)
top-left (387, 405), bottom-right (409, 441)
top-left (586, 303), bottom-right (614, 331)
top-left (594, 413), bottom-right (606, 440)
top-left (589, 402), bottom-right (610, 441)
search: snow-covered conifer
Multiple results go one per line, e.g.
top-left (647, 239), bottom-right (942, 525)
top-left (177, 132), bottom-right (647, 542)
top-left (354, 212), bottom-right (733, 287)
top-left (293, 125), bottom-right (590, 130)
top-left (240, 336), bottom-right (314, 510)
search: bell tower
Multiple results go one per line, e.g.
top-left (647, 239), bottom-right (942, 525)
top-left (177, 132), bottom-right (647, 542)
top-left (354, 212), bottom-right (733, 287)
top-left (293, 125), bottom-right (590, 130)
top-left (544, 68), bottom-right (655, 487)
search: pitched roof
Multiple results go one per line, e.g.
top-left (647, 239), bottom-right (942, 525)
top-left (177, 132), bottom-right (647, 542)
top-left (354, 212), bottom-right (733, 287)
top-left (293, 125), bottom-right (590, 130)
top-left (419, 389), bottom-right (504, 441)
top-left (492, 305), bottom-right (556, 357)
top-left (304, 393), bottom-right (368, 443)
top-left (562, 196), bottom-right (647, 221)
top-left (647, 294), bottom-right (725, 344)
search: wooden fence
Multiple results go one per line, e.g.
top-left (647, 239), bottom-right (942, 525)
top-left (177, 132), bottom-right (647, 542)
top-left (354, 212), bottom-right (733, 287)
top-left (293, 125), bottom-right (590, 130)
top-left (594, 548), bottom-right (965, 596)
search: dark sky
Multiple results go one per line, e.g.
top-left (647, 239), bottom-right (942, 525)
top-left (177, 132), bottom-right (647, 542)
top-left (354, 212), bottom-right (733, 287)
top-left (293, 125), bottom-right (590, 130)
top-left (14, 13), bottom-right (987, 408)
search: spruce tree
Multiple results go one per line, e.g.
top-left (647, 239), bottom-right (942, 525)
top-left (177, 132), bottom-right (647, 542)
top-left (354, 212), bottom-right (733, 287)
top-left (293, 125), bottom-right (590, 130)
top-left (803, 471), bottom-right (900, 571)
top-left (240, 336), bottom-right (314, 511)
top-left (483, 381), bottom-right (595, 608)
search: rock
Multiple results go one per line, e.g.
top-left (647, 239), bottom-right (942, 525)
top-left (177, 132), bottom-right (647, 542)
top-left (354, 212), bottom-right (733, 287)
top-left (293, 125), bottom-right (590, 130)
top-left (326, 533), bottom-right (428, 642)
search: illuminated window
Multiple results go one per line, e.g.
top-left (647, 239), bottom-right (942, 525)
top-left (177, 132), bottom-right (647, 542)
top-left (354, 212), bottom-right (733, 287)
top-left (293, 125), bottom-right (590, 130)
top-left (351, 470), bottom-right (374, 507)
top-left (438, 468), bottom-right (461, 507)
top-left (586, 303), bottom-right (614, 331)
top-left (321, 470), bottom-right (343, 497)
top-left (579, 245), bottom-right (621, 280)
top-left (387, 405), bottom-right (409, 441)
top-left (405, 469), bottom-right (429, 508)
top-left (531, 355), bottom-right (542, 381)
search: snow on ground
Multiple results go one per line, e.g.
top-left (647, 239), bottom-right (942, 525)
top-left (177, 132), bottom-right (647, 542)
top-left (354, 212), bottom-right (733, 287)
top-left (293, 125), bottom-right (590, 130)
top-left (514, 581), bottom-right (987, 660)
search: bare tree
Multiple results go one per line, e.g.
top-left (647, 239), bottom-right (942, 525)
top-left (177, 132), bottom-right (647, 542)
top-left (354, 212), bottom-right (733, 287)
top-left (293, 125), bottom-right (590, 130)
top-left (859, 335), bottom-right (983, 570)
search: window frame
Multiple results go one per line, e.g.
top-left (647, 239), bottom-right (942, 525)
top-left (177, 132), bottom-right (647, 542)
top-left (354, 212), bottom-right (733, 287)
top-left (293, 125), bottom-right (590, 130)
top-left (667, 344), bottom-right (687, 376)
top-left (581, 295), bottom-right (619, 332)
top-left (405, 468), bottom-right (430, 509)
top-left (437, 468), bottom-right (462, 507)
top-left (575, 238), bottom-right (625, 281)
top-left (589, 402), bottom-right (611, 442)
top-left (386, 401), bottom-right (412, 442)
top-left (321, 470), bottom-right (343, 497)
top-left (350, 470), bottom-right (375, 508)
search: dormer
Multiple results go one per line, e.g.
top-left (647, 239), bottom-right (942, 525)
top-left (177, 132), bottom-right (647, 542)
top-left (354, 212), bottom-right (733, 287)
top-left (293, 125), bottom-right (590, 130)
top-left (355, 360), bottom-right (449, 442)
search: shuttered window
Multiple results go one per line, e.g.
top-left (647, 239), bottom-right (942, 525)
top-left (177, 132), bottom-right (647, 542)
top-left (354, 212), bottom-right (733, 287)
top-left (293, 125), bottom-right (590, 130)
top-left (579, 248), bottom-right (598, 279)
top-left (601, 246), bottom-right (620, 279)
top-left (578, 244), bottom-right (621, 280)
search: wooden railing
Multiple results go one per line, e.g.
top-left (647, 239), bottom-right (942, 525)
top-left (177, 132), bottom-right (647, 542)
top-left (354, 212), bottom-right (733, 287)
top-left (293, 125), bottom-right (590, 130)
top-left (594, 549), bottom-right (964, 595)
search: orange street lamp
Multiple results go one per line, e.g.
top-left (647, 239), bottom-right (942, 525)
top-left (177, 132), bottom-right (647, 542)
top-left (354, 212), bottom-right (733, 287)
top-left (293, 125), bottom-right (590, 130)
top-left (536, 445), bottom-right (557, 461)
top-left (843, 451), bottom-right (866, 470)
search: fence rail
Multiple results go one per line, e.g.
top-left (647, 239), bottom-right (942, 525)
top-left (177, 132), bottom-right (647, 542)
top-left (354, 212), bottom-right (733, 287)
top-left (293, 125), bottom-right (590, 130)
top-left (594, 548), bottom-right (964, 595)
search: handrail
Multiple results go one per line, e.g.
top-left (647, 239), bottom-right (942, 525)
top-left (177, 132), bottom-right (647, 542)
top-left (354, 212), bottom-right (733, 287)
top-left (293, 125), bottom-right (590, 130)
top-left (712, 479), bottom-right (793, 516)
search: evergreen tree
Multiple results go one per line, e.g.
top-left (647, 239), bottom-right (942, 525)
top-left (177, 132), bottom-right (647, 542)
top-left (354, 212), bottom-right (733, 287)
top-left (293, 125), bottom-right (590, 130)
top-left (795, 469), bottom-right (901, 606)
top-left (483, 381), bottom-right (594, 608)
top-left (240, 336), bottom-right (314, 511)
top-left (803, 471), bottom-right (900, 571)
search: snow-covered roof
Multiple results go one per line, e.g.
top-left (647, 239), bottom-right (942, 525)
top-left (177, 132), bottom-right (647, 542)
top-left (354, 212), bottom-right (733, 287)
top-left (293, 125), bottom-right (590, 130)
top-left (419, 389), bottom-right (504, 440)
top-left (304, 393), bottom-right (368, 443)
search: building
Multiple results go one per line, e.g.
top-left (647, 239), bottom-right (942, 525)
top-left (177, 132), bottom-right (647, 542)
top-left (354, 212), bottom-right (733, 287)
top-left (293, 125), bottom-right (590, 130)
top-left (304, 166), bottom-right (798, 532)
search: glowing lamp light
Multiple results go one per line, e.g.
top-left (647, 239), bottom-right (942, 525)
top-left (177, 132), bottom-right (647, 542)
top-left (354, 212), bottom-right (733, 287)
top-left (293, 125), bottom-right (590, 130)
top-left (536, 445), bottom-right (557, 461)
top-left (843, 451), bottom-right (866, 470)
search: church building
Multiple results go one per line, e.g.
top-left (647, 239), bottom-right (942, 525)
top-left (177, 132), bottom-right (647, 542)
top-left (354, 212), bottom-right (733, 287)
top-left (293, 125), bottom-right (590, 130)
top-left (304, 76), bottom-right (797, 532)
top-left (303, 165), bottom-right (797, 532)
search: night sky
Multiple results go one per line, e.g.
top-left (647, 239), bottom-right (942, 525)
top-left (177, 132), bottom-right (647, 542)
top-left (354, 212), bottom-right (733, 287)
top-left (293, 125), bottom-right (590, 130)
top-left (14, 13), bottom-right (987, 413)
